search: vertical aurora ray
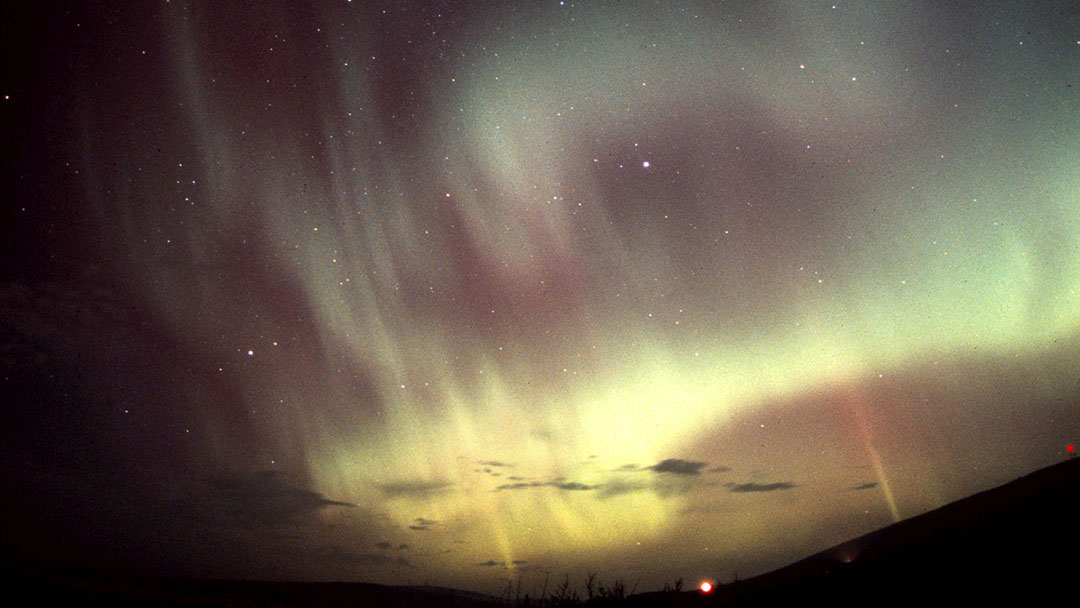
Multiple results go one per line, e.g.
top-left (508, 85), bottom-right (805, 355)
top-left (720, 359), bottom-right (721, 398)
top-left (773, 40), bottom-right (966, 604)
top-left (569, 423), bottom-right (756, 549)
top-left (844, 384), bottom-right (901, 522)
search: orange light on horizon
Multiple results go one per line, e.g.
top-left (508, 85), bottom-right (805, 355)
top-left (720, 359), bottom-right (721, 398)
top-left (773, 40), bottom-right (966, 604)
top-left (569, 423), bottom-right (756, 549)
top-left (699, 581), bottom-right (713, 594)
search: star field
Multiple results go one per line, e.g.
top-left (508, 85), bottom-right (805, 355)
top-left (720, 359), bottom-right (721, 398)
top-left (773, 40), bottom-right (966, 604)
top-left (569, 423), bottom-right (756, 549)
top-left (2, 0), bottom-right (1079, 595)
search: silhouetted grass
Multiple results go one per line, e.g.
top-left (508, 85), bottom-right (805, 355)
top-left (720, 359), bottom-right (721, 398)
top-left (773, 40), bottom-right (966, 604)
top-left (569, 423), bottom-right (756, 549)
top-left (497, 571), bottom-right (682, 607)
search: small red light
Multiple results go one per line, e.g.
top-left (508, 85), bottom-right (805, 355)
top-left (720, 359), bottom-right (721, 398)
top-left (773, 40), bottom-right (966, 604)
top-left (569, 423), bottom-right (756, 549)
top-left (699, 581), bottom-right (713, 594)
top-left (1068, 444), bottom-right (1075, 454)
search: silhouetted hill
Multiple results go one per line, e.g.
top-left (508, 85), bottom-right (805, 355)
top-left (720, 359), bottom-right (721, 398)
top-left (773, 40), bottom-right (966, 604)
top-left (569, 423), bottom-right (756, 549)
top-left (6, 458), bottom-right (1077, 606)
top-left (631, 456), bottom-right (1080, 606)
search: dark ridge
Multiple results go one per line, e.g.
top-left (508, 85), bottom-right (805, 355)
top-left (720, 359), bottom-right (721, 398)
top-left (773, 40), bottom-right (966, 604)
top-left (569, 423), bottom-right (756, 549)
top-left (632, 456), bottom-right (1080, 606)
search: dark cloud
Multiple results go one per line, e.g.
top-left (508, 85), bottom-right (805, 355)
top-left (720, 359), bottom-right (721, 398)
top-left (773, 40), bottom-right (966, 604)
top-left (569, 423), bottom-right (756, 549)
top-left (709, 466), bottom-right (732, 473)
top-left (478, 560), bottom-right (500, 567)
top-left (205, 471), bottom-right (352, 529)
top-left (852, 482), bottom-right (879, 490)
top-left (617, 464), bottom-right (642, 472)
top-left (494, 481), bottom-right (546, 490)
top-left (375, 541), bottom-right (392, 550)
top-left (377, 480), bottom-right (453, 499)
top-left (475, 461), bottom-right (514, 477)
top-left (494, 480), bottom-right (599, 491)
top-left (726, 482), bottom-right (797, 493)
top-left (397, 544), bottom-right (409, 550)
top-left (650, 459), bottom-right (708, 476)
top-left (409, 517), bottom-right (440, 531)
top-left (553, 481), bottom-right (599, 491)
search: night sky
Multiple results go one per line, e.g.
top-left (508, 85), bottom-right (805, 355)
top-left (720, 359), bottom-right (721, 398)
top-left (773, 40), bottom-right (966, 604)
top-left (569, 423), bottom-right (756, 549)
top-left (3, 0), bottom-right (1079, 595)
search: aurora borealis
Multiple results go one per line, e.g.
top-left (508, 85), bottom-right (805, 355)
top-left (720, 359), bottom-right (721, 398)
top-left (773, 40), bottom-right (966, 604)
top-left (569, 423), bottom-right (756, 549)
top-left (3, 0), bottom-right (1079, 595)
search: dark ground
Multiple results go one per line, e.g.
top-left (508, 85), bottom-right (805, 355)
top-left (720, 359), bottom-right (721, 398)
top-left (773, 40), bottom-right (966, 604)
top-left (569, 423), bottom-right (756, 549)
top-left (5, 457), bottom-right (1078, 607)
